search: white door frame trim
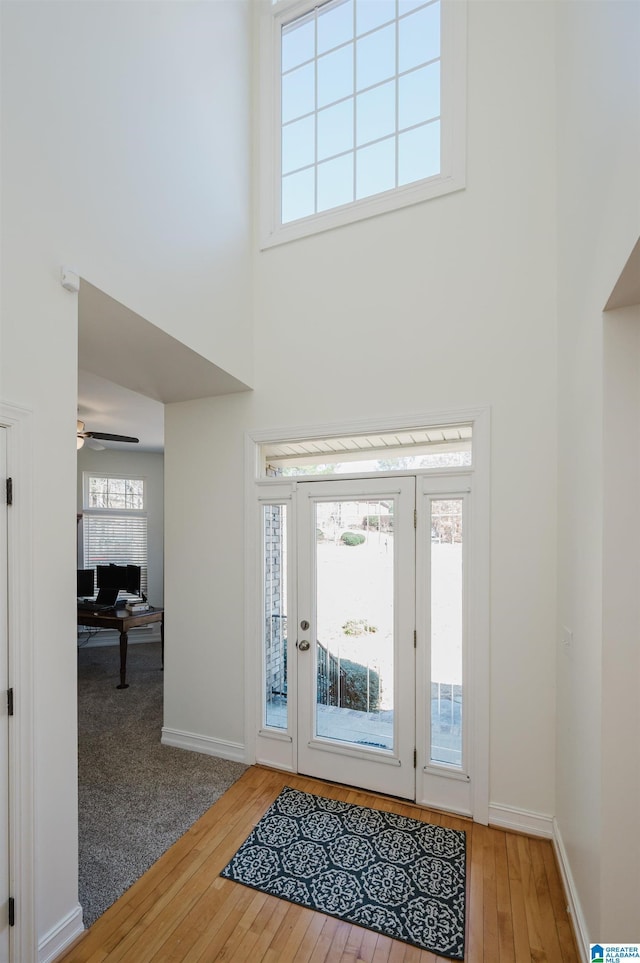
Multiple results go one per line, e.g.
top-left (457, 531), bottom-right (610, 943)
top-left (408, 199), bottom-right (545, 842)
top-left (244, 406), bottom-right (491, 823)
top-left (0, 401), bottom-right (36, 962)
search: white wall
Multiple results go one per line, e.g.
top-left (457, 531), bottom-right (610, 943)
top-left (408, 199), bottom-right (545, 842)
top-left (555, 0), bottom-right (640, 944)
top-left (602, 306), bottom-right (640, 939)
top-left (165, 0), bottom-right (559, 819)
top-left (0, 1), bottom-right (251, 953)
top-left (2, 0), bottom-right (253, 388)
top-left (76, 449), bottom-right (164, 608)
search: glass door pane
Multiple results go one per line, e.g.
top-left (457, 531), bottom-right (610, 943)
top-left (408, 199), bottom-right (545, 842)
top-left (296, 476), bottom-right (415, 800)
top-left (263, 504), bottom-right (288, 730)
top-left (314, 499), bottom-right (395, 751)
top-left (430, 498), bottom-right (463, 767)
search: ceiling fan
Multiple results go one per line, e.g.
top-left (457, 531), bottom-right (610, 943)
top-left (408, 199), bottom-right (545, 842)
top-left (77, 420), bottom-right (139, 451)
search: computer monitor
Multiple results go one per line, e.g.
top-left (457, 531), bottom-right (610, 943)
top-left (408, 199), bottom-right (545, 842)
top-left (96, 563), bottom-right (142, 597)
top-left (125, 564), bottom-right (141, 596)
top-left (96, 564), bottom-right (124, 591)
top-left (77, 568), bottom-right (95, 598)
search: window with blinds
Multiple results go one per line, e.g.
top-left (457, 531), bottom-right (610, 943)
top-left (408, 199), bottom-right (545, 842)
top-left (82, 474), bottom-right (148, 597)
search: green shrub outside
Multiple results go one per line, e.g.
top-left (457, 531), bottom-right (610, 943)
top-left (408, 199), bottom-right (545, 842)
top-left (340, 531), bottom-right (365, 546)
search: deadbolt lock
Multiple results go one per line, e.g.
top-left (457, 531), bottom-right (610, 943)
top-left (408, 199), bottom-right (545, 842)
top-left (300, 619), bottom-right (310, 630)
top-left (298, 640), bottom-right (310, 651)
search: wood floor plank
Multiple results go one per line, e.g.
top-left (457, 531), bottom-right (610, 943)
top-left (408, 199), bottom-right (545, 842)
top-left (386, 941), bottom-right (407, 963)
top-left (370, 934), bottom-right (393, 963)
top-left (224, 893), bottom-right (291, 963)
top-left (530, 838), bottom-right (565, 963)
top-left (493, 830), bottom-right (516, 963)
top-left (482, 818), bottom-right (499, 962)
top-left (158, 887), bottom-right (269, 963)
top-left (517, 834), bottom-right (548, 963)
top-left (540, 840), bottom-right (580, 963)
top-left (467, 823), bottom-right (485, 962)
top-left (337, 923), bottom-right (366, 963)
top-left (307, 916), bottom-right (341, 963)
top-left (58, 766), bottom-right (580, 963)
top-left (261, 903), bottom-right (321, 963)
top-left (185, 885), bottom-right (260, 963)
top-left (357, 928), bottom-right (383, 963)
top-left (318, 920), bottom-right (352, 962)
top-left (505, 829), bottom-right (532, 963)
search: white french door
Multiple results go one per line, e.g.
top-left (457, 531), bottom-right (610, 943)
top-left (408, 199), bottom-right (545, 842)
top-left (296, 477), bottom-right (416, 799)
top-left (256, 463), bottom-right (488, 820)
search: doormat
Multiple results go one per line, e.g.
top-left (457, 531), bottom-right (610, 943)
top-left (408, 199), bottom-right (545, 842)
top-left (221, 786), bottom-right (466, 959)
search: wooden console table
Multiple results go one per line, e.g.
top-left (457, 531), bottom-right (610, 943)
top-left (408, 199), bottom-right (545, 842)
top-left (77, 606), bottom-right (164, 689)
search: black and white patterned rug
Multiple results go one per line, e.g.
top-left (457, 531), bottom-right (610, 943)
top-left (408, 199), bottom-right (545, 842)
top-left (221, 786), bottom-right (466, 959)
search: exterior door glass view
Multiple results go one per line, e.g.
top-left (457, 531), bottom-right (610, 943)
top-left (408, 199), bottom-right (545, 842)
top-left (430, 498), bottom-right (464, 768)
top-left (314, 498), bottom-right (394, 750)
top-left (258, 471), bottom-right (476, 812)
top-left (263, 503), bottom-right (288, 730)
top-left (296, 477), bottom-right (416, 800)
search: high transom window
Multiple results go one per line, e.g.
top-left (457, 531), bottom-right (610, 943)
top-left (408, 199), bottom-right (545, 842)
top-left (260, 0), bottom-right (466, 246)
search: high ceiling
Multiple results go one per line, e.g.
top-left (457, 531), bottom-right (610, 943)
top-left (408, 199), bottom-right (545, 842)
top-left (77, 280), bottom-right (251, 453)
top-left (77, 370), bottom-right (165, 453)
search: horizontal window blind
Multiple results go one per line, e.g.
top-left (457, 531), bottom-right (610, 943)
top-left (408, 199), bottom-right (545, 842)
top-left (83, 513), bottom-right (148, 597)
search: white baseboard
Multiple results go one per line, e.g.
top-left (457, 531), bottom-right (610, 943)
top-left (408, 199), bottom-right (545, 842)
top-left (552, 818), bottom-right (590, 963)
top-left (488, 802), bottom-right (554, 838)
top-left (38, 904), bottom-right (84, 963)
top-left (161, 727), bottom-right (246, 764)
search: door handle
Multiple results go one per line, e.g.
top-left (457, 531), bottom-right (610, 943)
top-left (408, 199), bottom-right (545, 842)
top-left (298, 639), bottom-right (310, 651)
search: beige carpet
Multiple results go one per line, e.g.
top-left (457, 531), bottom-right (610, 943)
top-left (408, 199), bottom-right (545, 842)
top-left (77, 640), bottom-right (247, 927)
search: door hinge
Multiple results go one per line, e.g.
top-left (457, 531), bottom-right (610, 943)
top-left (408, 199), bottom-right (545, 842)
top-left (413, 508), bottom-right (417, 529)
top-left (5, 477), bottom-right (12, 506)
top-left (413, 748), bottom-right (417, 768)
top-left (7, 689), bottom-right (13, 717)
top-left (8, 897), bottom-right (14, 927)
top-left (414, 630), bottom-right (417, 648)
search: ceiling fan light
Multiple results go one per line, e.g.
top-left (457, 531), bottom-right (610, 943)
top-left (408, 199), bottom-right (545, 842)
top-left (77, 435), bottom-right (85, 450)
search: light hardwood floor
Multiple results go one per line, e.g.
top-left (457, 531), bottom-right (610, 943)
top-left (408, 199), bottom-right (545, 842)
top-left (58, 766), bottom-right (580, 963)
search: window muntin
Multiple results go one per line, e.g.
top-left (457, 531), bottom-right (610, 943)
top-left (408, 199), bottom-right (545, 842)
top-left (87, 474), bottom-right (144, 511)
top-left (280, 0), bottom-right (442, 225)
top-left (261, 0), bottom-right (466, 246)
top-left (82, 474), bottom-right (148, 597)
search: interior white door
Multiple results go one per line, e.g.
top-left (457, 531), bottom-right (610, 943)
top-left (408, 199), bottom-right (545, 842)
top-left (296, 477), bottom-right (416, 799)
top-left (0, 427), bottom-right (10, 961)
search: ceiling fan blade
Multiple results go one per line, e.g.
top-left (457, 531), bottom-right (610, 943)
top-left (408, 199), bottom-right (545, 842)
top-left (85, 431), bottom-right (139, 444)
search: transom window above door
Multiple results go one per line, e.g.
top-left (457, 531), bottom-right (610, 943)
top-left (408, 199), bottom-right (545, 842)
top-left (260, 0), bottom-right (467, 246)
top-left (260, 423), bottom-right (472, 477)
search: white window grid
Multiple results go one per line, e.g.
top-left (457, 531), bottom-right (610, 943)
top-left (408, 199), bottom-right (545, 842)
top-left (280, 0), bottom-right (442, 221)
top-left (260, 0), bottom-right (466, 247)
top-left (82, 473), bottom-right (148, 597)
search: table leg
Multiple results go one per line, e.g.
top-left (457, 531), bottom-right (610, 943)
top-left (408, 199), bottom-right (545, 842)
top-left (117, 630), bottom-right (129, 689)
